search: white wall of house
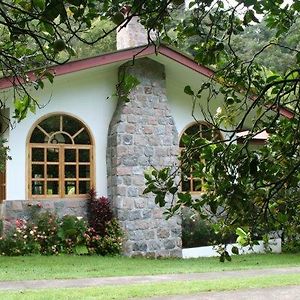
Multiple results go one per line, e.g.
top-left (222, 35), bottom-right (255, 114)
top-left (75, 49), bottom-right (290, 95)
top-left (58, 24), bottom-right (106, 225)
top-left (4, 56), bottom-right (230, 201)
top-left (164, 62), bottom-right (230, 140)
top-left (6, 66), bottom-right (118, 200)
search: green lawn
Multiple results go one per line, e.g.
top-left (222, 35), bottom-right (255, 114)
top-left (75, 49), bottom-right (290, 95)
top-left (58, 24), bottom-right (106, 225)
top-left (0, 253), bottom-right (299, 281)
top-left (1, 274), bottom-right (300, 299)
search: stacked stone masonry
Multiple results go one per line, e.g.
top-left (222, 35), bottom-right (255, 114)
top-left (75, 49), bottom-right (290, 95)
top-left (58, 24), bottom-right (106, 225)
top-left (116, 16), bottom-right (156, 50)
top-left (107, 58), bottom-right (182, 257)
top-left (2, 199), bottom-right (87, 230)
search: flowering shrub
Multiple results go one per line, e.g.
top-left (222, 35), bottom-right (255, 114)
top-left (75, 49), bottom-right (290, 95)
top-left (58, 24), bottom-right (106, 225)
top-left (33, 211), bottom-right (60, 255)
top-left (0, 218), bottom-right (41, 255)
top-left (86, 190), bottom-right (123, 255)
top-left (85, 219), bottom-right (123, 256)
top-left (0, 211), bottom-right (87, 256)
top-left (87, 189), bottom-right (113, 235)
top-left (0, 195), bottom-right (123, 256)
top-left (58, 215), bottom-right (87, 254)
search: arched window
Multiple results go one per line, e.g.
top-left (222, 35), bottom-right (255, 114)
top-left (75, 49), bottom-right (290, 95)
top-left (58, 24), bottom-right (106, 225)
top-left (179, 122), bottom-right (222, 193)
top-left (28, 114), bottom-right (94, 198)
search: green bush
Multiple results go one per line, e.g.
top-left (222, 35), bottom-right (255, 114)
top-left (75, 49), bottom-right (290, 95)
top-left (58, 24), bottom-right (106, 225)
top-left (85, 219), bottom-right (123, 256)
top-left (0, 196), bottom-right (123, 256)
top-left (282, 238), bottom-right (300, 253)
top-left (86, 189), bottom-right (123, 255)
top-left (0, 210), bottom-right (87, 256)
top-left (182, 210), bottom-right (235, 248)
top-left (58, 215), bottom-right (87, 254)
top-left (0, 219), bottom-right (39, 256)
top-left (33, 211), bottom-right (60, 255)
top-left (0, 219), bottom-right (3, 236)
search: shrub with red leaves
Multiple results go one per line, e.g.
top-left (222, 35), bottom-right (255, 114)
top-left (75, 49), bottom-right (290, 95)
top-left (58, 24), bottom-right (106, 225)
top-left (87, 189), bottom-right (113, 236)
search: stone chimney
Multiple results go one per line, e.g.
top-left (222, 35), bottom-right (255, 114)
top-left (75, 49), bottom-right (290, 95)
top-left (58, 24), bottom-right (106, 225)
top-left (107, 58), bottom-right (182, 257)
top-left (116, 2), bottom-right (189, 50)
top-left (109, 4), bottom-right (182, 258)
top-left (117, 16), bottom-right (153, 50)
top-left (116, 5), bottom-right (157, 50)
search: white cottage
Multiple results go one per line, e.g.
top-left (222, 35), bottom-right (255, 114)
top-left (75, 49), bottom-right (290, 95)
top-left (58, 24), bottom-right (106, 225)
top-left (0, 17), bottom-right (292, 257)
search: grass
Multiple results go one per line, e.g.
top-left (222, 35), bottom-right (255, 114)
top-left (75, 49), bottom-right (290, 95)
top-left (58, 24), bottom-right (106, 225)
top-left (0, 253), bottom-right (299, 281)
top-left (1, 273), bottom-right (300, 299)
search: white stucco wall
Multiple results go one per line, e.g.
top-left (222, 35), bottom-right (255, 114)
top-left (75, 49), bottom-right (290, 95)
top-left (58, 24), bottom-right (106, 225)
top-left (164, 60), bottom-right (229, 139)
top-left (6, 66), bottom-right (118, 200)
top-left (4, 55), bottom-right (229, 201)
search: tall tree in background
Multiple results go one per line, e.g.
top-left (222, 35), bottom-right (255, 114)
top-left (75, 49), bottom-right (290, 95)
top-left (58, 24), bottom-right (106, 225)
top-left (1, 0), bottom-right (300, 252)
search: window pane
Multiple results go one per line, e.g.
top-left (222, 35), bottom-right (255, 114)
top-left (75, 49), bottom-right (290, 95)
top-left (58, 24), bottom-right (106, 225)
top-left (47, 165), bottom-right (59, 178)
top-left (181, 179), bottom-right (190, 192)
top-left (32, 148), bottom-right (44, 162)
top-left (32, 181), bottom-right (44, 195)
top-left (79, 181), bottom-right (90, 194)
top-left (49, 133), bottom-right (72, 144)
top-left (47, 148), bottom-right (59, 162)
top-left (79, 149), bottom-right (90, 162)
top-left (74, 130), bottom-right (91, 144)
top-left (185, 124), bottom-right (199, 137)
top-left (181, 162), bottom-right (190, 177)
top-left (39, 115), bottom-right (60, 133)
top-left (201, 124), bottom-right (213, 140)
top-left (193, 180), bottom-right (202, 192)
top-left (65, 149), bottom-right (76, 162)
top-left (32, 165), bottom-right (44, 179)
top-left (63, 115), bottom-right (82, 136)
top-left (30, 128), bottom-right (46, 143)
top-left (65, 165), bottom-right (76, 178)
top-left (65, 181), bottom-right (76, 195)
top-left (47, 181), bottom-right (59, 195)
top-left (79, 165), bottom-right (90, 178)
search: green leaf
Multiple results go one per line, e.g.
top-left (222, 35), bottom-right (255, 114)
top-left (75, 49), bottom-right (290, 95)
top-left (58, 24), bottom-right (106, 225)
top-left (155, 193), bottom-right (166, 207)
top-left (292, 1), bottom-right (300, 11)
top-left (237, 236), bottom-right (247, 246)
top-left (169, 186), bottom-right (178, 195)
top-left (184, 85), bottom-right (194, 96)
top-left (219, 253), bottom-right (225, 262)
top-left (44, 71), bottom-right (54, 84)
top-left (32, 0), bottom-right (45, 10)
top-left (231, 246), bottom-right (239, 255)
top-left (296, 52), bottom-right (300, 64)
top-left (225, 251), bottom-right (232, 261)
top-left (236, 227), bottom-right (247, 237)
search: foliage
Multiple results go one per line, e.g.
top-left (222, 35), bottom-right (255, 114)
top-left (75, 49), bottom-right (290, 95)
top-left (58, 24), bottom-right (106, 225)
top-left (31, 211), bottom-right (59, 255)
top-left (230, 18), bottom-right (300, 75)
top-left (0, 0), bottom-right (300, 257)
top-left (84, 219), bottom-right (123, 256)
top-left (73, 18), bottom-right (116, 59)
top-left (182, 209), bottom-right (235, 248)
top-left (87, 189), bottom-right (113, 235)
top-left (0, 138), bottom-right (10, 173)
top-left (0, 194), bottom-right (123, 256)
top-left (0, 218), bottom-right (39, 256)
top-left (86, 190), bottom-right (123, 255)
top-left (0, 220), bottom-right (3, 237)
top-left (0, 202), bottom-right (89, 255)
top-left (57, 215), bottom-right (87, 254)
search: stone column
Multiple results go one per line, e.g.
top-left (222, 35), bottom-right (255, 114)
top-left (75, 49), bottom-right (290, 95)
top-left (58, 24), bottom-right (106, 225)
top-left (107, 58), bottom-right (182, 257)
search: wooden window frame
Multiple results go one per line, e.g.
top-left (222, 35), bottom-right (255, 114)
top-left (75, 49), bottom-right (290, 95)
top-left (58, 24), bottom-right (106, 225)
top-left (179, 122), bottom-right (222, 194)
top-left (28, 114), bottom-right (94, 199)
